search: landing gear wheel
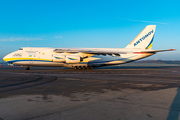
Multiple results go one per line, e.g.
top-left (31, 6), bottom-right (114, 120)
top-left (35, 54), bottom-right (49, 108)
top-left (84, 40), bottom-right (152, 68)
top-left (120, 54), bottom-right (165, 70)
top-left (78, 66), bottom-right (82, 70)
top-left (73, 66), bottom-right (77, 70)
top-left (26, 66), bottom-right (30, 70)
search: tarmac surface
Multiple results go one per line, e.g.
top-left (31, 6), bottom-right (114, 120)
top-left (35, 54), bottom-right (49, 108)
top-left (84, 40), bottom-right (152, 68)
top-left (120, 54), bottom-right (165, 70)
top-left (0, 65), bottom-right (180, 120)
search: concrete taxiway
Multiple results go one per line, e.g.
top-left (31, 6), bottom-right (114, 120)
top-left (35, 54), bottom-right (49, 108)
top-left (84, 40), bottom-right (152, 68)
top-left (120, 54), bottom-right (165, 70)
top-left (0, 66), bottom-right (180, 120)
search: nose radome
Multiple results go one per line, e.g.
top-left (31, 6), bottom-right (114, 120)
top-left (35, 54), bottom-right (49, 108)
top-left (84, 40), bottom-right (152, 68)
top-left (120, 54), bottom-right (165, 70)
top-left (3, 55), bottom-right (8, 62)
top-left (3, 53), bottom-right (11, 62)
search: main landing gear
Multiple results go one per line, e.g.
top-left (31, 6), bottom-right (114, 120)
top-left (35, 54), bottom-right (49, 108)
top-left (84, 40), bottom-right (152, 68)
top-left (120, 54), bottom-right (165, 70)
top-left (73, 66), bottom-right (93, 70)
top-left (26, 66), bottom-right (30, 70)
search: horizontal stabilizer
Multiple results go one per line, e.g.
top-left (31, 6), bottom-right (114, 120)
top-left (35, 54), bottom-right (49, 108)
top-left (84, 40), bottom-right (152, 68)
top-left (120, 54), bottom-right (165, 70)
top-left (134, 49), bottom-right (176, 54)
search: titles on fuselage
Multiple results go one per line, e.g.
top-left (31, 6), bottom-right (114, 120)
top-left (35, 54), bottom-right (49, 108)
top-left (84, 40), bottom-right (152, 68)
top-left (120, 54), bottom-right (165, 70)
top-left (13, 54), bottom-right (22, 57)
top-left (134, 30), bottom-right (154, 46)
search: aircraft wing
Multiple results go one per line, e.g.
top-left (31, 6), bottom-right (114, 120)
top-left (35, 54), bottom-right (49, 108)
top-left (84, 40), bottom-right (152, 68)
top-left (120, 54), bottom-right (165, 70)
top-left (53, 48), bottom-right (133, 56)
top-left (54, 48), bottom-right (175, 56)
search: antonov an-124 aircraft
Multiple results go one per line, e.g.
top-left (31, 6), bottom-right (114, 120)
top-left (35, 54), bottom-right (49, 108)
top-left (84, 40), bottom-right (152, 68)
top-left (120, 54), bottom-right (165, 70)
top-left (3, 25), bottom-right (175, 70)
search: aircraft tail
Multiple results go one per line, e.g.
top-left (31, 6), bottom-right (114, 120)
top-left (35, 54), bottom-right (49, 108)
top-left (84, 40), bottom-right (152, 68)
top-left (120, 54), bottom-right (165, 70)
top-left (126, 25), bottom-right (156, 50)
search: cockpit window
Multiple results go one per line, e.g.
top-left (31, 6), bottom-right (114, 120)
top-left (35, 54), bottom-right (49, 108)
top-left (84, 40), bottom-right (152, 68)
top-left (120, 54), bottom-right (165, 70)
top-left (19, 48), bottom-right (23, 50)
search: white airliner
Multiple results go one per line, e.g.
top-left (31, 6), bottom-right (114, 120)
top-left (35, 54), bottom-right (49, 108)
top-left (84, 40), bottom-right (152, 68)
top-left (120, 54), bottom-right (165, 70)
top-left (3, 25), bottom-right (175, 70)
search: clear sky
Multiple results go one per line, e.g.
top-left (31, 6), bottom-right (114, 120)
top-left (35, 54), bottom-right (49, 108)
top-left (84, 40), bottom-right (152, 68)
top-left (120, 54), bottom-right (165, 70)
top-left (0, 0), bottom-right (180, 62)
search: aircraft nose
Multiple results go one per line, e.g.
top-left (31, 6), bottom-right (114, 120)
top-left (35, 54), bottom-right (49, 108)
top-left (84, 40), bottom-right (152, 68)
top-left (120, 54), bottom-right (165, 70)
top-left (3, 54), bottom-right (11, 62)
top-left (3, 55), bottom-right (8, 62)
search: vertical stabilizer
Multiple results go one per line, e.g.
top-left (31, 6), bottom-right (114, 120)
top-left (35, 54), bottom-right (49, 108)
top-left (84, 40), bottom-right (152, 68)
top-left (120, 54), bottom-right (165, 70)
top-left (126, 25), bottom-right (156, 49)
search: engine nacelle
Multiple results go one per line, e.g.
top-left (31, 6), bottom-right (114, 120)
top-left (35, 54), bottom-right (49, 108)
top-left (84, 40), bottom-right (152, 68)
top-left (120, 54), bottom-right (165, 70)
top-left (65, 55), bottom-right (81, 64)
top-left (52, 54), bottom-right (65, 62)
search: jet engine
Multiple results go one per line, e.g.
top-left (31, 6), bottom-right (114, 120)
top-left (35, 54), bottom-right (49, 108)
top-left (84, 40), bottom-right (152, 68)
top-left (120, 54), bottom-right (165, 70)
top-left (65, 55), bottom-right (81, 64)
top-left (52, 55), bottom-right (65, 62)
top-left (53, 54), bottom-right (81, 64)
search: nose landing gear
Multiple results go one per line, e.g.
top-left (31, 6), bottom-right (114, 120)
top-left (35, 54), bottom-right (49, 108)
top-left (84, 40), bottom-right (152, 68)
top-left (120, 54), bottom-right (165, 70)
top-left (26, 66), bottom-right (30, 70)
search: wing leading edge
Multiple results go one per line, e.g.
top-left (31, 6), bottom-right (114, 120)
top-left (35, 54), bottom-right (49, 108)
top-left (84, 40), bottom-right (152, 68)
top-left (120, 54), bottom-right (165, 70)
top-left (53, 48), bottom-right (133, 56)
top-left (54, 48), bottom-right (175, 55)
